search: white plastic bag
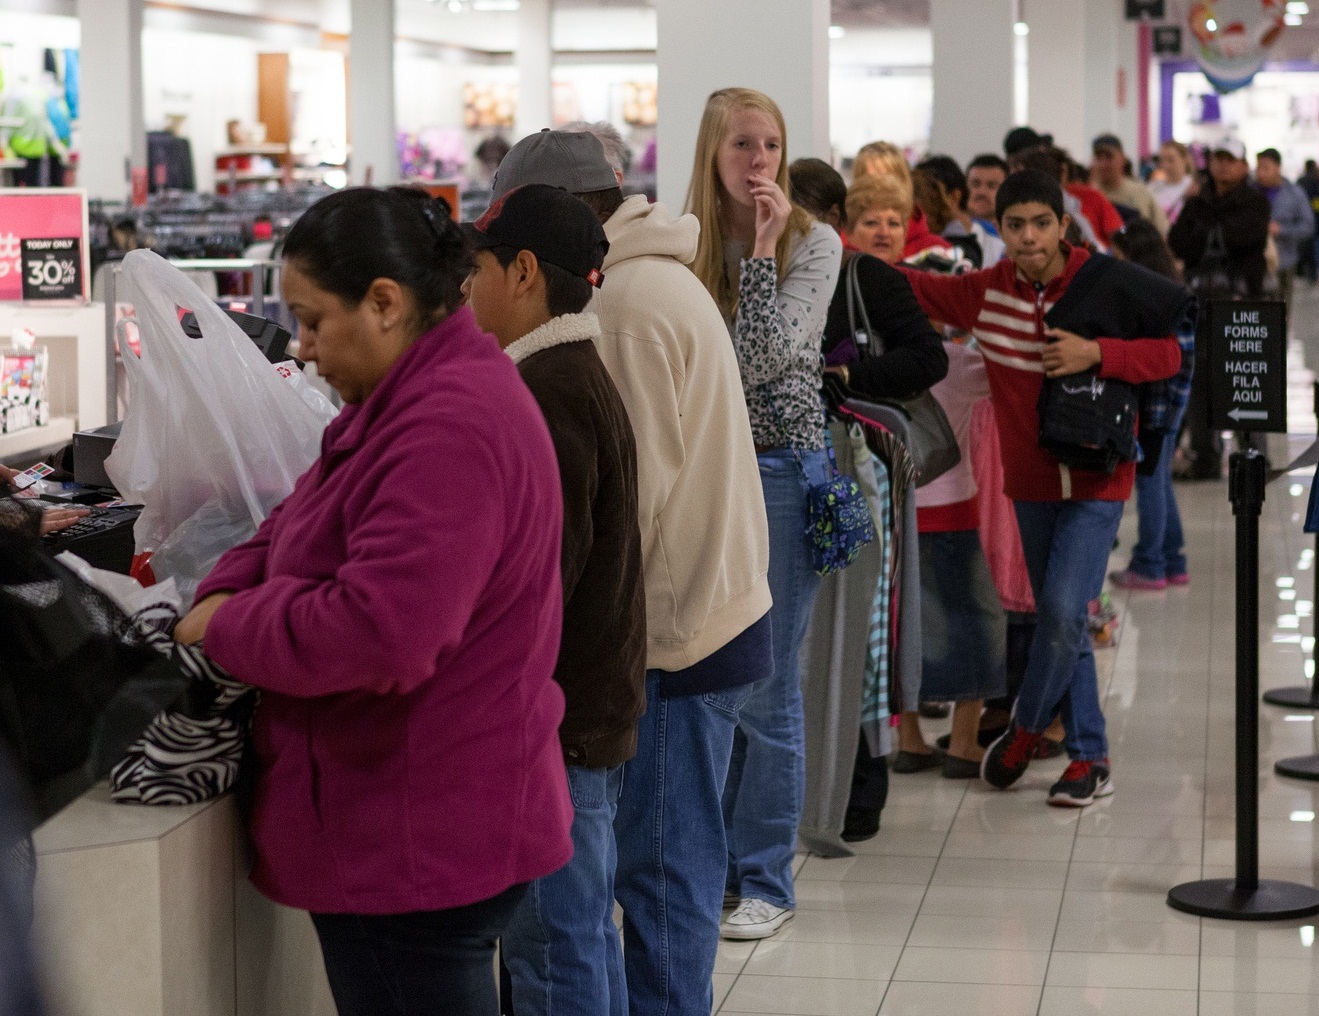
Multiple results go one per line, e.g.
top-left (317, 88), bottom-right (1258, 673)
top-left (104, 249), bottom-right (336, 606)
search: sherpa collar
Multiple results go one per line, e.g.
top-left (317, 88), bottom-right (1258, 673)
top-left (504, 312), bottom-right (601, 365)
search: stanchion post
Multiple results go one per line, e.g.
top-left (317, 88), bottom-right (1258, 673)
top-left (1231, 449), bottom-right (1263, 894)
top-left (1168, 450), bottom-right (1319, 920)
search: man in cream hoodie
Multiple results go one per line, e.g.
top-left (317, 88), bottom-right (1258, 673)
top-left (492, 131), bottom-right (771, 1016)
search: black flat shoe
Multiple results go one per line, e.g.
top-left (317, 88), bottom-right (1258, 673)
top-left (942, 754), bottom-right (981, 780)
top-left (919, 701), bottom-right (951, 719)
top-left (938, 728), bottom-right (1006, 751)
top-left (891, 749), bottom-right (946, 774)
top-left (841, 806), bottom-right (880, 842)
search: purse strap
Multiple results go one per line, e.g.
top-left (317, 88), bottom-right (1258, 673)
top-left (845, 253), bottom-right (886, 360)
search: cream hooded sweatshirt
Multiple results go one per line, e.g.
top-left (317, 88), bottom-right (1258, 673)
top-left (591, 195), bottom-right (771, 674)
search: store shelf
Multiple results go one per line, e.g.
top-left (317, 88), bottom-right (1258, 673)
top-left (0, 117), bottom-right (22, 129)
top-left (0, 158), bottom-right (26, 170)
top-left (0, 415), bottom-right (76, 461)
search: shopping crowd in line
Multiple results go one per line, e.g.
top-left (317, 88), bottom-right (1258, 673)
top-left (11, 89), bottom-right (1307, 1016)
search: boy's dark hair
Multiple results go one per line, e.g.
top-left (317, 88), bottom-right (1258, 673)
top-left (1109, 219), bottom-right (1178, 282)
top-left (995, 169), bottom-right (1066, 223)
top-left (489, 246), bottom-right (594, 317)
top-left (967, 153), bottom-right (1009, 175)
top-left (1257, 147), bottom-right (1282, 165)
top-left (916, 155), bottom-right (968, 210)
top-left (1011, 146), bottom-right (1064, 182)
top-left (788, 157), bottom-right (847, 223)
top-left (574, 187), bottom-right (625, 226)
top-left (283, 187), bottom-right (468, 329)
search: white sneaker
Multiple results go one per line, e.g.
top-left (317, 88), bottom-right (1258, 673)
top-left (720, 897), bottom-right (795, 940)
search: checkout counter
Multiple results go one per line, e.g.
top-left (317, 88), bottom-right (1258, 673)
top-left (24, 307), bottom-right (336, 1016)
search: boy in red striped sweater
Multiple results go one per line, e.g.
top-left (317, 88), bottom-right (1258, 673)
top-left (899, 170), bottom-right (1182, 806)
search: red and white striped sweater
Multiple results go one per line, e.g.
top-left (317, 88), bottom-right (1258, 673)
top-left (899, 245), bottom-right (1182, 502)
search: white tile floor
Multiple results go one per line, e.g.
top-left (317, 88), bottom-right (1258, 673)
top-left (711, 295), bottom-right (1319, 1015)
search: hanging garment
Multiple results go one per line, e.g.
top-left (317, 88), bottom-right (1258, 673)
top-left (800, 420), bottom-right (891, 858)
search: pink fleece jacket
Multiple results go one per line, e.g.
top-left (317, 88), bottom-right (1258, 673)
top-left (196, 306), bottom-right (573, 915)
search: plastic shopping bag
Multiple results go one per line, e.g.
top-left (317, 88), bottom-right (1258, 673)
top-left (104, 249), bottom-right (336, 607)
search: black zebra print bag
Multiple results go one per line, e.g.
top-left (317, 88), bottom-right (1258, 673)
top-left (108, 605), bottom-right (256, 806)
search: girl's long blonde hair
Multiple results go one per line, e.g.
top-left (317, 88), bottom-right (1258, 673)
top-left (685, 87), bottom-right (813, 317)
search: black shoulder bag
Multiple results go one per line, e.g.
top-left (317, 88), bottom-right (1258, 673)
top-left (841, 253), bottom-right (961, 487)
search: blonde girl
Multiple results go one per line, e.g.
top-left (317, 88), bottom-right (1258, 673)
top-left (686, 86), bottom-right (841, 943)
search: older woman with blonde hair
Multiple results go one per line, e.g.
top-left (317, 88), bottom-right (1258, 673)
top-left (686, 87), bottom-right (841, 942)
top-left (850, 146), bottom-right (951, 259)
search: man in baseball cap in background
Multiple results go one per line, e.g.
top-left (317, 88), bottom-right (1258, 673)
top-left (1089, 133), bottom-right (1168, 233)
top-left (463, 181), bottom-right (648, 1016)
top-left (488, 130), bottom-right (773, 1014)
top-left (1168, 137), bottom-right (1272, 479)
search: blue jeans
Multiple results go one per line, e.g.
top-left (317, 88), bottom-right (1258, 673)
top-left (311, 884), bottom-right (527, 1016)
top-left (614, 674), bottom-right (749, 1016)
top-left (1012, 499), bottom-right (1125, 762)
top-left (1130, 425), bottom-right (1188, 581)
top-left (503, 764), bottom-right (626, 1016)
top-left (723, 448), bottom-right (827, 911)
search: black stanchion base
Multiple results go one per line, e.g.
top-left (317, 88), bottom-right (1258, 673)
top-left (1262, 686), bottom-right (1319, 709)
top-left (1275, 754), bottom-right (1319, 782)
top-left (1168, 878), bottom-right (1319, 920)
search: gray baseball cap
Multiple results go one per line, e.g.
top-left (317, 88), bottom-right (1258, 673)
top-left (491, 129), bottom-right (618, 200)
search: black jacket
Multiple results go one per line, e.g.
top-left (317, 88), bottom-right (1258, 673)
top-left (1168, 178), bottom-right (1271, 298)
top-left (514, 320), bottom-right (647, 770)
top-left (822, 252), bottom-right (948, 400)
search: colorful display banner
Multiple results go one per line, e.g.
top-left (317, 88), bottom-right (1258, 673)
top-left (0, 188), bottom-right (90, 302)
top-left (1188, 0), bottom-right (1287, 94)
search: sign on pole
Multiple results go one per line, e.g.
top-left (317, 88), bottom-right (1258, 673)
top-left (1208, 300), bottom-right (1287, 433)
top-left (1125, 0), bottom-right (1165, 19)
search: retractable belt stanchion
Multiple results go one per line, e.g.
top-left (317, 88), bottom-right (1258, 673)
top-left (1167, 451), bottom-right (1319, 919)
top-left (1264, 381), bottom-right (1319, 710)
top-left (1169, 298), bottom-right (1319, 920)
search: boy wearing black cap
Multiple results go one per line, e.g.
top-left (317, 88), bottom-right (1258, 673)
top-left (462, 183), bottom-right (645, 1016)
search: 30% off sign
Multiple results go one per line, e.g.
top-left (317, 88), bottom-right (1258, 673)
top-left (21, 237), bottom-right (83, 301)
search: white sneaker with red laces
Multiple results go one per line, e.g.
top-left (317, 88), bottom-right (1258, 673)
top-left (720, 897), bottom-right (794, 940)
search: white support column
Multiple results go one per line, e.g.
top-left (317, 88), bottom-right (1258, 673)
top-left (655, 0), bottom-right (829, 210)
top-left (515, 0), bottom-right (553, 141)
top-left (929, 0), bottom-right (1014, 165)
top-left (1027, 0), bottom-right (1088, 157)
top-left (76, 0), bottom-right (145, 201)
top-left (1083, 0), bottom-right (1120, 146)
top-left (349, 0), bottom-right (397, 185)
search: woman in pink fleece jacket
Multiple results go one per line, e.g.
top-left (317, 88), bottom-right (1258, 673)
top-left (174, 188), bottom-right (573, 1016)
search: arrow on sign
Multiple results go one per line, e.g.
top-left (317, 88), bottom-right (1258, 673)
top-left (1228, 408), bottom-right (1269, 421)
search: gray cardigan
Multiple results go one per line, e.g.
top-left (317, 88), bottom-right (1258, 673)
top-left (724, 220), bottom-right (842, 450)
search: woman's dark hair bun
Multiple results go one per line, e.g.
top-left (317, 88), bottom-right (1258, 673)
top-left (282, 187), bottom-right (470, 328)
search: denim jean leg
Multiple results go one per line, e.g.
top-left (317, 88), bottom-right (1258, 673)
top-left (615, 674), bottom-right (749, 1016)
top-left (722, 449), bottom-right (826, 910)
top-left (1130, 466), bottom-right (1169, 580)
top-left (1013, 500), bottom-right (1124, 761)
top-left (1161, 428), bottom-right (1188, 577)
top-left (503, 764), bottom-right (626, 1016)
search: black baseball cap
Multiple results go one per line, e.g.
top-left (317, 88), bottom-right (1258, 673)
top-left (1004, 126), bottom-right (1053, 157)
top-left (463, 184), bottom-right (608, 288)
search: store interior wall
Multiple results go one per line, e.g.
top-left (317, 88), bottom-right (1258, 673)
top-left (10, 0), bottom-right (1319, 194)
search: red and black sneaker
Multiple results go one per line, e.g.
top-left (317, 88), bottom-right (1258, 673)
top-left (1047, 759), bottom-right (1115, 807)
top-left (980, 720), bottom-right (1041, 790)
